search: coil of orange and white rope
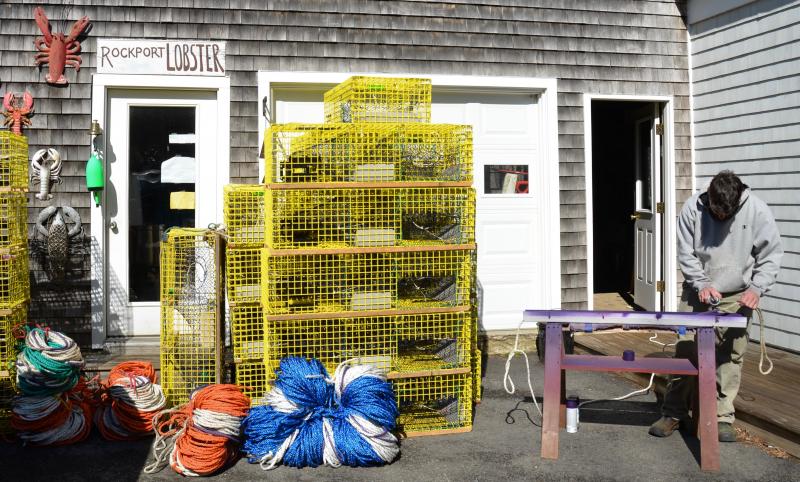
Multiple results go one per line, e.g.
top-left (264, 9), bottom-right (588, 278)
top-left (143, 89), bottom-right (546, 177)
top-left (95, 361), bottom-right (166, 440)
top-left (144, 384), bottom-right (250, 477)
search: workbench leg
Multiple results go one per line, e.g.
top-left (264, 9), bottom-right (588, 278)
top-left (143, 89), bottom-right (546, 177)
top-left (541, 323), bottom-right (563, 460)
top-left (696, 327), bottom-right (720, 472)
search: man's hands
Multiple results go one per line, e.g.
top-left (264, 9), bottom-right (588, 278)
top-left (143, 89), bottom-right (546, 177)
top-left (699, 286), bottom-right (722, 305)
top-left (738, 289), bottom-right (760, 309)
top-left (699, 286), bottom-right (760, 309)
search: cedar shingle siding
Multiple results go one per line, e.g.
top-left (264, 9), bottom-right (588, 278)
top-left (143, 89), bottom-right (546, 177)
top-left (0, 1), bottom-right (690, 345)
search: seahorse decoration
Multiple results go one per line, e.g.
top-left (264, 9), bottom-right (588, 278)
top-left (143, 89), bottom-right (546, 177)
top-left (31, 148), bottom-right (63, 201)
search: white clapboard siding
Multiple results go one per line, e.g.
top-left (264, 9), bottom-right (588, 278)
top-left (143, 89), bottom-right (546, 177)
top-left (692, 22), bottom-right (800, 66)
top-left (695, 109), bottom-right (800, 137)
top-left (694, 90), bottom-right (800, 121)
top-left (690, 0), bottom-right (800, 352)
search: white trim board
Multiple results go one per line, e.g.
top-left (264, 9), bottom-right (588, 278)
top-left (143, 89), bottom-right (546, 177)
top-left (257, 71), bottom-right (562, 314)
top-left (583, 93), bottom-right (678, 312)
top-left (90, 74), bottom-right (231, 348)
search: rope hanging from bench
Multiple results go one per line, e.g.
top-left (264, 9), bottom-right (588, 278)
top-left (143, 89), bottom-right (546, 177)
top-left (242, 357), bottom-right (400, 470)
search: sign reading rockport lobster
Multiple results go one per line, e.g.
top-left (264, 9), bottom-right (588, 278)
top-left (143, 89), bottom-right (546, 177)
top-left (33, 7), bottom-right (90, 85)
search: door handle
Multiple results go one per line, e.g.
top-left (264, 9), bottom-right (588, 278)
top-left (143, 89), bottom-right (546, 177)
top-left (630, 213), bottom-right (640, 220)
top-left (109, 220), bottom-right (118, 232)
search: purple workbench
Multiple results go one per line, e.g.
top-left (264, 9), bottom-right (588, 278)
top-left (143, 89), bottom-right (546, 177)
top-left (523, 309), bottom-right (748, 472)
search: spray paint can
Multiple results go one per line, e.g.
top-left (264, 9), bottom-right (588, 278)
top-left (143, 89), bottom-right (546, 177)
top-left (566, 397), bottom-right (579, 433)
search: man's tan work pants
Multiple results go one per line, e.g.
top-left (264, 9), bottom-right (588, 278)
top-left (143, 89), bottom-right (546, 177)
top-left (661, 288), bottom-right (752, 424)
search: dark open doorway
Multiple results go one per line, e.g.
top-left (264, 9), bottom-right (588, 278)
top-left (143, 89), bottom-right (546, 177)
top-left (591, 100), bottom-right (660, 311)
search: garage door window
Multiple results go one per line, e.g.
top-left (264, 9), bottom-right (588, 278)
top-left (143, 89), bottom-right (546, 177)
top-left (484, 164), bottom-right (529, 194)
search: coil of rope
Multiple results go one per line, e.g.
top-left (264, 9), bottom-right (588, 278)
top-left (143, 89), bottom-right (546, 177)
top-left (241, 357), bottom-right (400, 470)
top-left (10, 381), bottom-right (94, 446)
top-left (144, 384), bottom-right (250, 476)
top-left (15, 327), bottom-right (84, 396)
top-left (96, 361), bottom-right (166, 440)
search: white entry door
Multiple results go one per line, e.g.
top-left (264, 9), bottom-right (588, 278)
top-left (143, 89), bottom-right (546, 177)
top-left (632, 107), bottom-right (662, 311)
top-left (106, 89), bottom-right (218, 336)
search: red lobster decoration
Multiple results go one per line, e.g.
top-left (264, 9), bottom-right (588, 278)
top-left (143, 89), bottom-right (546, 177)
top-left (2, 92), bottom-right (34, 135)
top-left (33, 7), bottom-right (90, 85)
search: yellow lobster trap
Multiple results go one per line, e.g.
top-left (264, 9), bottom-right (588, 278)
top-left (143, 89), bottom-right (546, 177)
top-left (0, 375), bottom-right (15, 435)
top-left (160, 228), bottom-right (223, 406)
top-left (0, 245), bottom-right (30, 309)
top-left (324, 76), bottom-right (432, 124)
top-left (263, 311), bottom-right (472, 377)
top-left (226, 247), bottom-right (262, 306)
top-left (223, 184), bottom-right (265, 247)
top-left (393, 372), bottom-right (473, 436)
top-left (262, 248), bottom-right (475, 315)
top-left (0, 132), bottom-right (28, 192)
top-left (0, 302), bottom-right (25, 372)
top-left (264, 123), bottom-right (472, 183)
top-left (0, 193), bottom-right (27, 248)
top-left (234, 360), bottom-right (271, 406)
top-left (230, 304), bottom-right (264, 363)
top-left (265, 187), bottom-right (475, 249)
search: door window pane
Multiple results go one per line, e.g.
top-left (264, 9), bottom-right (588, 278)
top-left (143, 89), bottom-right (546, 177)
top-left (129, 106), bottom-right (195, 302)
top-left (484, 165), bottom-right (529, 194)
top-left (636, 121), bottom-right (652, 211)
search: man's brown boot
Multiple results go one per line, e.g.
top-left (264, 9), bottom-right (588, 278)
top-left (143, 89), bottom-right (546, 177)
top-left (649, 416), bottom-right (681, 437)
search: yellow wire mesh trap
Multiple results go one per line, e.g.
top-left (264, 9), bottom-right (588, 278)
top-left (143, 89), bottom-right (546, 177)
top-left (160, 228), bottom-right (222, 406)
top-left (0, 245), bottom-right (30, 309)
top-left (223, 184), bottom-right (265, 247)
top-left (265, 187), bottom-right (475, 249)
top-left (234, 360), bottom-right (271, 406)
top-left (226, 247), bottom-right (262, 306)
top-left (0, 193), bottom-right (27, 248)
top-left (393, 372), bottom-right (473, 434)
top-left (263, 311), bottom-right (472, 376)
top-left (0, 375), bottom-right (15, 435)
top-left (230, 304), bottom-right (264, 363)
top-left (0, 132), bottom-right (28, 191)
top-left (0, 302), bottom-right (25, 371)
top-left (323, 76), bottom-right (432, 124)
top-left (472, 348), bottom-right (482, 404)
top-left (264, 123), bottom-right (472, 183)
top-left (262, 248), bottom-right (475, 315)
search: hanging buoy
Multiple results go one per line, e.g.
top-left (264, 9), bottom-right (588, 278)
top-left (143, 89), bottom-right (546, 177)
top-left (241, 357), bottom-right (400, 470)
top-left (96, 361), bottom-right (166, 440)
top-left (144, 384), bottom-right (250, 477)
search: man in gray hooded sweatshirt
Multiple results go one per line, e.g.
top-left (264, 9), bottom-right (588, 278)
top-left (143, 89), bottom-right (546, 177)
top-left (649, 170), bottom-right (782, 442)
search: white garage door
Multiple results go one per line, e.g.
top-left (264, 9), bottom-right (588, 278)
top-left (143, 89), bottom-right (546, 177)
top-left (271, 88), bottom-right (546, 331)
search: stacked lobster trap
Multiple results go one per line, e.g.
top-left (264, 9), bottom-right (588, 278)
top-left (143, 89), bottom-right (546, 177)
top-left (159, 228), bottom-right (225, 406)
top-left (226, 76), bottom-right (480, 435)
top-left (222, 184), bottom-right (270, 403)
top-left (0, 131), bottom-right (31, 433)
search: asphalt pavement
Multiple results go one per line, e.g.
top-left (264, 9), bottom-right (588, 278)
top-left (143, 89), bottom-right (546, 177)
top-left (1, 355), bottom-right (796, 481)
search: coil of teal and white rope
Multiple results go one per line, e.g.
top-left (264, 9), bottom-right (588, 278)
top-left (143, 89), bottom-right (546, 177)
top-left (15, 327), bottom-right (84, 396)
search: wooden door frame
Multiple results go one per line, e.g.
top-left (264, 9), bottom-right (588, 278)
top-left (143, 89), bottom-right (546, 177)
top-left (583, 93), bottom-right (677, 312)
top-left (90, 74), bottom-right (230, 348)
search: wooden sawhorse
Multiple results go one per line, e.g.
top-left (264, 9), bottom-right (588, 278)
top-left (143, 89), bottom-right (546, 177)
top-left (523, 310), bottom-right (748, 472)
